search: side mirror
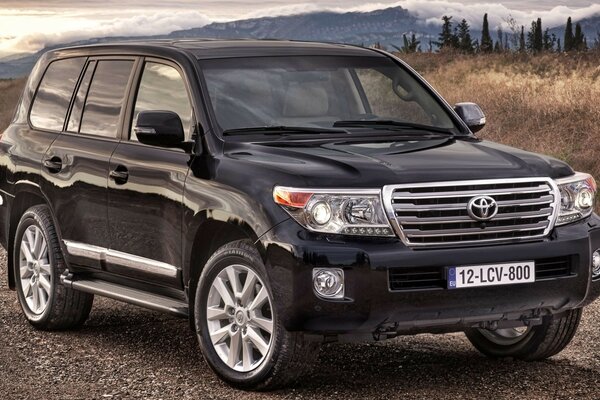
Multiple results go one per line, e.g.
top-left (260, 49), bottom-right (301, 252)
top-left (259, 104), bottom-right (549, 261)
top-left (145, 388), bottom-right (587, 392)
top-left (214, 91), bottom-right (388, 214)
top-left (454, 102), bottom-right (486, 133)
top-left (134, 110), bottom-right (185, 148)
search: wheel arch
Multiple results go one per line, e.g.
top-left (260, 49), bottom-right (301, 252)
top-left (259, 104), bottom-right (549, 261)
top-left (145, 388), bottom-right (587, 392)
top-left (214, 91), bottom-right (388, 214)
top-left (183, 210), bottom-right (268, 329)
top-left (7, 182), bottom-right (56, 289)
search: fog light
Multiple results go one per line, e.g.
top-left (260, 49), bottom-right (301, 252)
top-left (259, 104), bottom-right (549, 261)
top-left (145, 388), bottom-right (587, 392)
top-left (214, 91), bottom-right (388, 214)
top-left (593, 250), bottom-right (600, 279)
top-left (312, 268), bottom-right (344, 299)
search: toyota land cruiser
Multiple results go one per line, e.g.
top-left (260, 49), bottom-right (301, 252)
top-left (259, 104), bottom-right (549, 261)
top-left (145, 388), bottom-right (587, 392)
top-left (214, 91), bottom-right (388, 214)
top-left (1, 40), bottom-right (599, 390)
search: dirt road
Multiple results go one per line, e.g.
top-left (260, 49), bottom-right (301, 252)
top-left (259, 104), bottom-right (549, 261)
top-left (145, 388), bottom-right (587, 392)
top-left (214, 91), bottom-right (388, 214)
top-left (1, 248), bottom-right (599, 399)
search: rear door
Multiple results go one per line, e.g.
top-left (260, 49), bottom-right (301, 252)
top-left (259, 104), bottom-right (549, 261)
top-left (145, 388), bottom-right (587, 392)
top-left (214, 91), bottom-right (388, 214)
top-left (106, 59), bottom-right (195, 288)
top-left (42, 57), bottom-right (136, 269)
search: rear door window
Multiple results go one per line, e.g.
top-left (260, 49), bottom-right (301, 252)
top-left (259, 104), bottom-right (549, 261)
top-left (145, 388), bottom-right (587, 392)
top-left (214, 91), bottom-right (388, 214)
top-left (30, 57), bottom-right (86, 131)
top-left (80, 60), bottom-right (134, 138)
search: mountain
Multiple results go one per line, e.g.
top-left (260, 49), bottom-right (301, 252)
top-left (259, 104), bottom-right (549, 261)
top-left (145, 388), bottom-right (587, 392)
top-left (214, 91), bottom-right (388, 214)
top-left (0, 7), bottom-right (599, 79)
top-left (0, 6), bottom-right (440, 79)
top-left (169, 7), bottom-right (436, 45)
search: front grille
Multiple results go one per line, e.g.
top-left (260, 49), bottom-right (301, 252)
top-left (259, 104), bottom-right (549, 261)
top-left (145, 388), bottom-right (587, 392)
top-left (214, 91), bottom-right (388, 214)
top-left (384, 179), bottom-right (559, 247)
top-left (388, 256), bottom-right (573, 291)
top-left (535, 256), bottom-right (573, 279)
top-left (388, 266), bottom-right (445, 291)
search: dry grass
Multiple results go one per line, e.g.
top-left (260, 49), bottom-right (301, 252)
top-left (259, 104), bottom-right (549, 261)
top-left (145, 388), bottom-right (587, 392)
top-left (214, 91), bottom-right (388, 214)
top-left (0, 78), bottom-right (26, 131)
top-left (402, 52), bottom-right (600, 180)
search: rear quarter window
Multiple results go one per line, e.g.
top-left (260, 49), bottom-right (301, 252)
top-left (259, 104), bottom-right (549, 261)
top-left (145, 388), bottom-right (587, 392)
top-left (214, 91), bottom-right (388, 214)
top-left (29, 57), bottom-right (86, 131)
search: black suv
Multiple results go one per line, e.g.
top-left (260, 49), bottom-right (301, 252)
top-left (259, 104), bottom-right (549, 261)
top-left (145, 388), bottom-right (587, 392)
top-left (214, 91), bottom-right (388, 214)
top-left (1, 40), bottom-right (599, 390)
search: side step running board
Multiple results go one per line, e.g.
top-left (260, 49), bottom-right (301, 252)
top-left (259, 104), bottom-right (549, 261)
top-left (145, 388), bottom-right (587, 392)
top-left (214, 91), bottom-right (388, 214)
top-left (62, 276), bottom-right (189, 318)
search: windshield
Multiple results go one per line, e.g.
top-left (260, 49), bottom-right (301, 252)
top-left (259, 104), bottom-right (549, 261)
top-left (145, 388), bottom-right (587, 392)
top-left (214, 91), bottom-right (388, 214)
top-left (199, 56), bottom-right (461, 136)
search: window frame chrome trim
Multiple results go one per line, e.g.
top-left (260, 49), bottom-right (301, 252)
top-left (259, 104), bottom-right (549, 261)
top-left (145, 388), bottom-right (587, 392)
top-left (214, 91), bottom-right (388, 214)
top-left (382, 177), bottom-right (561, 248)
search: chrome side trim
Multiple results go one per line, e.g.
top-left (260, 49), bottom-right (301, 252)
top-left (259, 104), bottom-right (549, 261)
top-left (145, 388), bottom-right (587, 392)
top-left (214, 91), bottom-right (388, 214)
top-left (63, 240), bottom-right (106, 261)
top-left (63, 240), bottom-right (178, 279)
top-left (382, 177), bottom-right (561, 248)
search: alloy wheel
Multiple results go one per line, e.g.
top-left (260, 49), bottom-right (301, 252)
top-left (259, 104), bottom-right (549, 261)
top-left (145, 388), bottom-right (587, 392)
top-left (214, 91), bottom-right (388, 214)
top-left (479, 326), bottom-right (531, 346)
top-left (206, 264), bottom-right (274, 372)
top-left (19, 225), bottom-right (52, 315)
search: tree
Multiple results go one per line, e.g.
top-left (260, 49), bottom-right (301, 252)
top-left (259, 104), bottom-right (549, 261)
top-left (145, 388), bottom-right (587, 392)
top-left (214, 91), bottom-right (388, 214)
top-left (456, 19), bottom-right (474, 53)
top-left (564, 17), bottom-right (574, 51)
top-left (372, 42), bottom-right (386, 50)
top-left (535, 18), bottom-right (543, 52)
top-left (527, 18), bottom-right (543, 53)
top-left (519, 25), bottom-right (526, 52)
top-left (543, 29), bottom-right (556, 52)
top-left (496, 26), bottom-right (505, 52)
top-left (480, 13), bottom-right (493, 52)
top-left (437, 15), bottom-right (458, 50)
top-left (504, 14), bottom-right (521, 50)
top-left (393, 34), bottom-right (421, 53)
top-left (574, 23), bottom-right (587, 51)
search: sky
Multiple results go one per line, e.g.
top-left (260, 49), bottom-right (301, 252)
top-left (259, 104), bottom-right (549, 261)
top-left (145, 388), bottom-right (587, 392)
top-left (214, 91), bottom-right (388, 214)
top-left (1, 1), bottom-right (599, 58)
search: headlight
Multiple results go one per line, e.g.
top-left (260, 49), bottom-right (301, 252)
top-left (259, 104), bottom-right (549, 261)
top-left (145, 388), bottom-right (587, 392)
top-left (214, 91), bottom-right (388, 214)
top-left (273, 186), bottom-right (394, 237)
top-left (555, 172), bottom-right (597, 226)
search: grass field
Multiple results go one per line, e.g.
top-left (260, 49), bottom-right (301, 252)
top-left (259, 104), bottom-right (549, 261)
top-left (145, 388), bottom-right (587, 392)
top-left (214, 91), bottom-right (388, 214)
top-left (402, 52), bottom-right (600, 181)
top-left (0, 78), bottom-right (25, 131)
top-left (1, 52), bottom-right (599, 179)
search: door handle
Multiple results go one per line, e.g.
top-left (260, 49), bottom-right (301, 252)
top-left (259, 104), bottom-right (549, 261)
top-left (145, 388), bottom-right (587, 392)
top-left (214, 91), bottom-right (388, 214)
top-left (109, 165), bottom-right (129, 184)
top-left (43, 156), bottom-right (63, 173)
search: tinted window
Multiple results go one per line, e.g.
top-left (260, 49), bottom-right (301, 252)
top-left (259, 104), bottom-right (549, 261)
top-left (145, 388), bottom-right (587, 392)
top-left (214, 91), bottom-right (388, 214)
top-left (80, 60), bottom-right (134, 138)
top-left (67, 61), bottom-right (96, 133)
top-left (30, 57), bottom-right (85, 131)
top-left (201, 56), bottom-right (458, 134)
top-left (131, 62), bottom-right (193, 141)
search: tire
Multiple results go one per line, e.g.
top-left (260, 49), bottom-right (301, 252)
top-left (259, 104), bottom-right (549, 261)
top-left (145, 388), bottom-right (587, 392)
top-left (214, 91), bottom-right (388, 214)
top-left (194, 239), bottom-right (318, 391)
top-left (465, 308), bottom-right (582, 361)
top-left (13, 205), bottom-right (94, 330)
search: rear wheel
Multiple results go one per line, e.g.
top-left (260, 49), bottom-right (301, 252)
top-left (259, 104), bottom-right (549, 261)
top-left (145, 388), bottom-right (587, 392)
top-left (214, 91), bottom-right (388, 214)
top-left (195, 240), bottom-right (318, 390)
top-left (14, 205), bottom-right (94, 330)
top-left (465, 308), bottom-right (582, 361)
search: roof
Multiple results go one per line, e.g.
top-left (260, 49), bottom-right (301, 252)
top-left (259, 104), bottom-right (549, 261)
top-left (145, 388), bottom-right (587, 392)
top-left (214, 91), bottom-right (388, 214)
top-left (55, 39), bottom-right (384, 60)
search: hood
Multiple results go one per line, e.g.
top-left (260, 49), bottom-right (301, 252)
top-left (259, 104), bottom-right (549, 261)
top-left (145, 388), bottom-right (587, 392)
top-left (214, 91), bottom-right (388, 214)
top-left (222, 136), bottom-right (574, 188)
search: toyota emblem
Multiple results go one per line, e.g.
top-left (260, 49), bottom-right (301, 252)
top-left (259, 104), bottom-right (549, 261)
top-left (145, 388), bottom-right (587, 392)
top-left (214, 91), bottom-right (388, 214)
top-left (467, 195), bottom-right (498, 221)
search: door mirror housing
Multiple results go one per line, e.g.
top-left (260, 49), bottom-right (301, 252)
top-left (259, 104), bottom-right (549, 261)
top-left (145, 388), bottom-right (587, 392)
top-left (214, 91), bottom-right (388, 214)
top-left (134, 111), bottom-right (185, 148)
top-left (454, 102), bottom-right (486, 133)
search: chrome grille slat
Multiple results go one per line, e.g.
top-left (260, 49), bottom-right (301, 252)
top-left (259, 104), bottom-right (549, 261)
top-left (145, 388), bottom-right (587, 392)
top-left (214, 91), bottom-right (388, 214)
top-left (404, 221), bottom-right (549, 237)
top-left (392, 185), bottom-right (550, 199)
top-left (383, 178), bottom-right (560, 247)
top-left (400, 208), bottom-right (553, 224)
top-left (392, 195), bottom-right (554, 211)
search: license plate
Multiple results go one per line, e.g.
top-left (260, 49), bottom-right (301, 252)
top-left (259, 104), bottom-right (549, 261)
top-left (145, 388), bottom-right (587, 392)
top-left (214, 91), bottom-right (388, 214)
top-left (447, 261), bottom-right (535, 289)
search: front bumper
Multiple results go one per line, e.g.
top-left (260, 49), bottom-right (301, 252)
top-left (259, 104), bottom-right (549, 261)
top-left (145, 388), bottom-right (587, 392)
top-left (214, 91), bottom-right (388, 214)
top-left (259, 215), bottom-right (600, 338)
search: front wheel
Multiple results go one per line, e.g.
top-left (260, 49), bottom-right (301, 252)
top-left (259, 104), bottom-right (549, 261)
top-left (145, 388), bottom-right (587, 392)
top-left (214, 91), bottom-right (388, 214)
top-left (194, 240), bottom-right (318, 391)
top-left (465, 308), bottom-right (582, 361)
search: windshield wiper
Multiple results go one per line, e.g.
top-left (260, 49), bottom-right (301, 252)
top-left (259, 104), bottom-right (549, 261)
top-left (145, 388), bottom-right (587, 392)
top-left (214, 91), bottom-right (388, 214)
top-left (223, 126), bottom-right (348, 136)
top-left (333, 120), bottom-right (455, 135)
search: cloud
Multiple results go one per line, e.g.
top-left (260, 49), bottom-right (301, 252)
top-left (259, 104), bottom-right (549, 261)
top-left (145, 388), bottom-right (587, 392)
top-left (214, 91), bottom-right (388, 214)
top-left (0, 9), bottom-right (212, 57)
top-left (243, 1), bottom-right (600, 29)
top-left (1, 1), bottom-right (599, 58)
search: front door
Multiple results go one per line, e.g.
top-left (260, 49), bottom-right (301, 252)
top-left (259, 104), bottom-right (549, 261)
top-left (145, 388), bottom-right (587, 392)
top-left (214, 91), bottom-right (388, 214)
top-left (107, 60), bottom-right (195, 288)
